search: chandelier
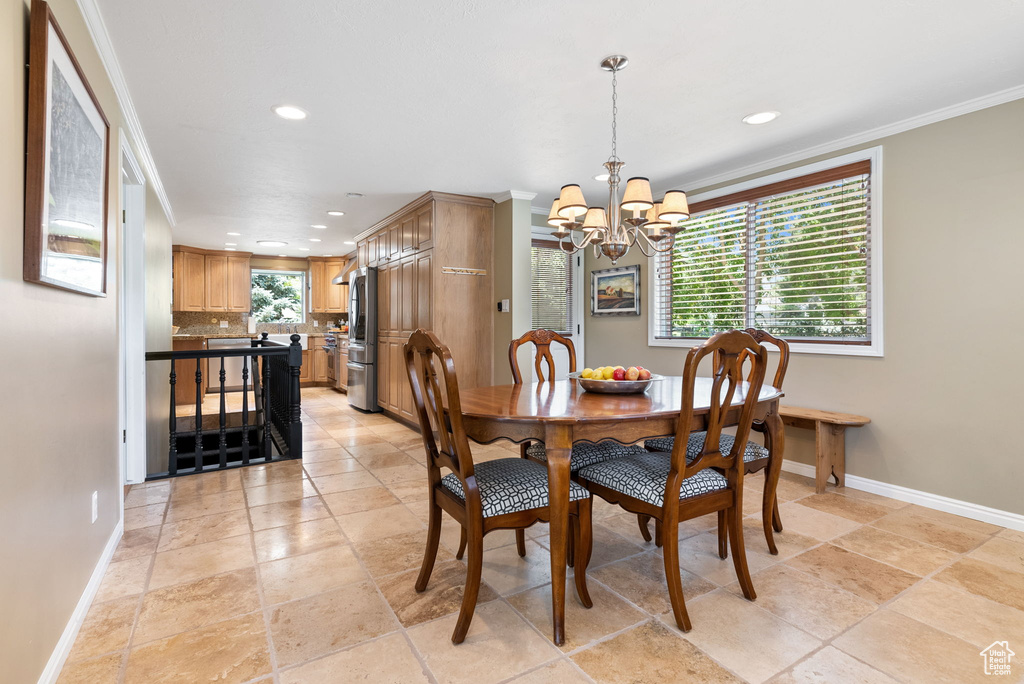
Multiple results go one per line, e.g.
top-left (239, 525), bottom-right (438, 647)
top-left (547, 55), bottom-right (690, 264)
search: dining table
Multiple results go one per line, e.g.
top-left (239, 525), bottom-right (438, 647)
top-left (457, 375), bottom-right (784, 645)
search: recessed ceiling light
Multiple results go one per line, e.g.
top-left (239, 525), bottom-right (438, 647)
top-left (258, 240), bottom-right (288, 247)
top-left (225, 242), bottom-right (237, 246)
top-left (324, 254), bottom-right (334, 257)
top-left (309, 238), bottom-right (321, 242)
top-left (272, 105), bottom-right (307, 120)
top-left (594, 174), bottom-right (610, 182)
top-left (278, 254), bottom-right (287, 257)
top-left (224, 248), bottom-right (236, 251)
top-left (226, 232), bottom-right (241, 236)
top-left (298, 247), bottom-right (310, 251)
top-left (344, 241), bottom-right (356, 245)
top-left (742, 111), bottom-right (780, 125)
top-left (311, 224), bottom-right (327, 229)
top-left (327, 210), bottom-right (345, 216)
top-left (346, 192), bottom-right (363, 198)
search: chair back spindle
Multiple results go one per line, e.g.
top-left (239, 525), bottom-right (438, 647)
top-left (508, 329), bottom-right (576, 384)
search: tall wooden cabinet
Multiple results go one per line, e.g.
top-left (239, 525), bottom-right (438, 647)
top-left (173, 246), bottom-right (251, 313)
top-left (356, 192), bottom-right (493, 422)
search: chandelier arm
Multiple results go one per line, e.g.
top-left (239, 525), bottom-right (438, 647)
top-left (629, 228), bottom-right (676, 256)
top-left (556, 229), bottom-right (597, 254)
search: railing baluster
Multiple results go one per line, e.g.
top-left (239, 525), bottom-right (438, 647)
top-left (168, 359), bottom-right (178, 476)
top-left (241, 354), bottom-right (250, 465)
top-left (262, 351), bottom-right (272, 461)
top-left (218, 356), bottom-right (227, 469)
top-left (194, 361), bottom-right (204, 473)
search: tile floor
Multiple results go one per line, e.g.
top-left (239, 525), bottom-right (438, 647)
top-left (60, 388), bottom-right (1024, 683)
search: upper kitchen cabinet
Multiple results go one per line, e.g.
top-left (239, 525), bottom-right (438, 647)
top-left (309, 257), bottom-right (348, 313)
top-left (173, 246), bottom-right (251, 312)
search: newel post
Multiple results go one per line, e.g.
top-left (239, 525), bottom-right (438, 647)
top-left (288, 334), bottom-right (303, 458)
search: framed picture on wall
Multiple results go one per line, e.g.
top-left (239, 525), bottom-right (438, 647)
top-left (591, 265), bottom-right (640, 316)
top-left (24, 0), bottom-right (110, 297)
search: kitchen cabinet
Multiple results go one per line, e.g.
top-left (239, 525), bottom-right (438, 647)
top-left (172, 249), bottom-right (206, 312)
top-left (338, 347), bottom-right (349, 389)
top-left (309, 257), bottom-right (348, 313)
top-left (172, 337), bottom-right (207, 405)
top-left (354, 192), bottom-right (493, 420)
top-left (300, 350), bottom-right (313, 385)
top-left (173, 246), bottom-right (251, 313)
top-left (313, 345), bottom-right (329, 383)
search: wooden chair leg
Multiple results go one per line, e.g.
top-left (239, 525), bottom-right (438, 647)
top-left (567, 517), bottom-right (576, 568)
top-left (654, 519), bottom-right (664, 548)
top-left (661, 515), bottom-right (691, 632)
top-left (728, 505), bottom-right (756, 601)
top-left (772, 497), bottom-right (783, 533)
top-left (573, 499), bottom-right (593, 608)
top-left (456, 527), bottom-right (467, 561)
top-left (416, 500), bottom-right (442, 592)
top-left (717, 510), bottom-right (728, 559)
top-left (637, 514), bottom-right (652, 542)
top-left (451, 522), bottom-right (484, 644)
top-left (515, 529), bottom-right (527, 557)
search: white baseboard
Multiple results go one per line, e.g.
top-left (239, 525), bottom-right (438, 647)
top-left (781, 460), bottom-right (1024, 532)
top-left (37, 520), bottom-right (124, 684)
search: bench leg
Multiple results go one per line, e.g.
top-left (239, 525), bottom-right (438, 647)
top-left (814, 423), bottom-right (847, 494)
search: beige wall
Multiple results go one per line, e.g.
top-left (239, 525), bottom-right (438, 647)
top-left (491, 197), bottom-right (533, 384)
top-left (1, 0), bottom-right (172, 679)
top-left (585, 98), bottom-right (1024, 515)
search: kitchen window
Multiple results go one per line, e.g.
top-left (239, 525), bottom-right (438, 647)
top-left (531, 240), bottom-right (575, 336)
top-left (650, 148), bottom-right (882, 356)
top-left (251, 270), bottom-right (306, 323)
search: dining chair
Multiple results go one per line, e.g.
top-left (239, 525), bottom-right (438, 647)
top-left (405, 329), bottom-right (594, 643)
top-left (507, 328), bottom-right (646, 563)
top-left (643, 328), bottom-right (790, 555)
top-left (575, 329), bottom-right (768, 631)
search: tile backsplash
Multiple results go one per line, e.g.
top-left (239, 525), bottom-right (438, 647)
top-left (173, 311), bottom-right (346, 336)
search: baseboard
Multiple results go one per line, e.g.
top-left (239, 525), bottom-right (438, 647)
top-left (37, 520), bottom-right (124, 684)
top-left (780, 460), bottom-right (1024, 532)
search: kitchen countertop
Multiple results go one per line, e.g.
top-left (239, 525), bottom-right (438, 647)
top-left (172, 332), bottom-right (334, 341)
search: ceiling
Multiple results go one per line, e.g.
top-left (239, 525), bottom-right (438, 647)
top-left (96, 0), bottom-right (1024, 256)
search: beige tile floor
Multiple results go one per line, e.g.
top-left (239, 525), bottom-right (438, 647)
top-left (61, 388), bottom-right (1024, 684)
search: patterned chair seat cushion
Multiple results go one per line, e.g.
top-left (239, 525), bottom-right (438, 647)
top-left (644, 432), bottom-right (769, 463)
top-left (576, 451), bottom-right (729, 508)
top-left (440, 457), bottom-right (591, 518)
top-left (526, 441), bottom-right (646, 472)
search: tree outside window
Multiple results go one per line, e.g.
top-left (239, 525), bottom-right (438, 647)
top-left (251, 270), bottom-right (305, 323)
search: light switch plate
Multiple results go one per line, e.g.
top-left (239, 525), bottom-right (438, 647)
top-left (219, 320), bottom-right (229, 328)
top-left (313, 320), bottom-right (319, 327)
top-left (497, 299), bottom-right (510, 313)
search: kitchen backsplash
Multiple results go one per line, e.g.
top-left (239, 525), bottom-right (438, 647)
top-left (173, 312), bottom-right (346, 336)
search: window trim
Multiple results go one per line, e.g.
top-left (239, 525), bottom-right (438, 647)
top-left (648, 146), bottom-right (884, 358)
top-left (251, 268), bottom-right (307, 324)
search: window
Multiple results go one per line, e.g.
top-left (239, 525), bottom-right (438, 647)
top-left (531, 240), bottom-right (575, 336)
top-left (651, 149), bottom-right (882, 356)
top-left (251, 270), bottom-right (305, 323)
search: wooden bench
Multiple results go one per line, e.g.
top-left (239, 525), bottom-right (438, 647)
top-left (779, 406), bottom-right (871, 494)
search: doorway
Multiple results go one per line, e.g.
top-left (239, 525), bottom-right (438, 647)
top-left (119, 131), bottom-right (147, 483)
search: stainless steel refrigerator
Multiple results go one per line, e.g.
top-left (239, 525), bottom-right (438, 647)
top-left (347, 266), bottom-right (380, 411)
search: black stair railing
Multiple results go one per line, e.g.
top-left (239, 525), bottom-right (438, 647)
top-left (144, 333), bottom-right (304, 479)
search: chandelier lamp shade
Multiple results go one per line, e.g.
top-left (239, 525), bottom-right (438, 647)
top-left (547, 55), bottom-right (690, 264)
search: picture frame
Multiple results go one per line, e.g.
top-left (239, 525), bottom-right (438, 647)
top-left (591, 265), bottom-right (640, 316)
top-left (24, 0), bottom-right (110, 297)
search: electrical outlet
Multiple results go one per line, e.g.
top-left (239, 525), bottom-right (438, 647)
top-left (91, 491), bottom-right (98, 523)
top-left (219, 320), bottom-right (229, 328)
top-left (313, 320), bottom-right (319, 327)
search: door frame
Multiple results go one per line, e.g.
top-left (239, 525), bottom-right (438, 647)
top-left (119, 130), bottom-right (147, 483)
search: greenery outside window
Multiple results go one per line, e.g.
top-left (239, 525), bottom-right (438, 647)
top-left (650, 149), bottom-right (882, 357)
top-left (251, 270), bottom-right (305, 323)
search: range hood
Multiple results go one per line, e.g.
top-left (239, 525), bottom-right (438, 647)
top-left (332, 259), bottom-right (358, 285)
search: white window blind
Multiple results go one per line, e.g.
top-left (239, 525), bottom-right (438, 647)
top-left (531, 241), bottom-right (574, 336)
top-left (654, 160), bottom-right (872, 344)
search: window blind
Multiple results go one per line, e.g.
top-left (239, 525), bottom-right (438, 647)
top-left (531, 241), bottom-right (574, 336)
top-left (654, 161), bottom-right (871, 344)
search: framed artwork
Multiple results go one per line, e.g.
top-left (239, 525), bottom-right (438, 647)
top-left (591, 265), bottom-right (640, 316)
top-left (24, 0), bottom-right (110, 296)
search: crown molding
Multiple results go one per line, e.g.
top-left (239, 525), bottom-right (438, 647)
top-left (655, 83), bottom-right (1024, 195)
top-left (76, 0), bottom-right (176, 226)
top-left (493, 190), bottom-right (537, 203)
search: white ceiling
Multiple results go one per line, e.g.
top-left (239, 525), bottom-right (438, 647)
top-left (96, 0), bottom-right (1024, 256)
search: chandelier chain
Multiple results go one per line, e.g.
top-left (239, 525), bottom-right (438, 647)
top-left (609, 66), bottom-right (619, 162)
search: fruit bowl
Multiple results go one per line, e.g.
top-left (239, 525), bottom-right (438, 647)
top-left (568, 372), bottom-right (662, 394)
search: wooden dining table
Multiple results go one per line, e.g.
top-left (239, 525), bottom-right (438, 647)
top-left (457, 376), bottom-right (784, 645)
